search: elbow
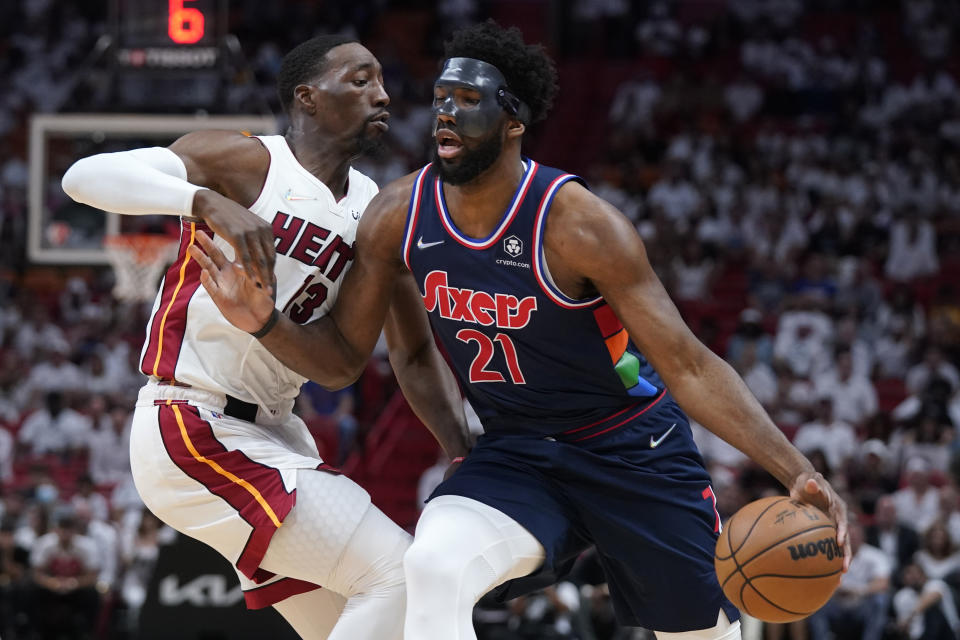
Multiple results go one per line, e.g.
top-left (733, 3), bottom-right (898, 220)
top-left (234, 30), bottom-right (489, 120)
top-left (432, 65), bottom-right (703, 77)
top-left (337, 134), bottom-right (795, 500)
top-left (61, 156), bottom-right (98, 203)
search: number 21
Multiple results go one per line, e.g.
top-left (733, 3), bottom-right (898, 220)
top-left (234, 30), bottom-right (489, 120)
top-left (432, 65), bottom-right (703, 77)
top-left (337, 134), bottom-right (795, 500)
top-left (456, 329), bottom-right (525, 384)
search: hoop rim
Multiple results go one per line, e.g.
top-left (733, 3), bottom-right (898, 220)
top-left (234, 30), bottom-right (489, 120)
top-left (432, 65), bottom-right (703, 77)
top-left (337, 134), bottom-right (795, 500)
top-left (104, 233), bottom-right (179, 264)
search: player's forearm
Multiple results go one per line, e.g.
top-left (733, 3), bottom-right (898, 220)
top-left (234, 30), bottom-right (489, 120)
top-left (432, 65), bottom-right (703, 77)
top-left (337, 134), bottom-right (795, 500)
top-left (61, 147), bottom-right (203, 216)
top-left (668, 349), bottom-right (814, 488)
top-left (390, 344), bottom-right (471, 458)
top-left (258, 314), bottom-right (368, 390)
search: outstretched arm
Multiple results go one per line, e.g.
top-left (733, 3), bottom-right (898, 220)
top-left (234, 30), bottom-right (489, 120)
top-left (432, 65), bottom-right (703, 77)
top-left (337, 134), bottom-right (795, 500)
top-left (548, 183), bottom-right (851, 567)
top-left (385, 270), bottom-right (471, 459)
top-left (61, 130), bottom-right (275, 288)
top-left (189, 175), bottom-right (416, 389)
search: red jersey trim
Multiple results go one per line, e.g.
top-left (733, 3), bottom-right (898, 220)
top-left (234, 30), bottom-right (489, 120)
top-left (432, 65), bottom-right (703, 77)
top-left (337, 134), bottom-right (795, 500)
top-left (243, 577), bottom-right (322, 610)
top-left (532, 175), bottom-right (603, 309)
top-left (436, 160), bottom-right (539, 250)
top-left (402, 165), bottom-right (432, 271)
top-left (156, 402), bottom-right (296, 581)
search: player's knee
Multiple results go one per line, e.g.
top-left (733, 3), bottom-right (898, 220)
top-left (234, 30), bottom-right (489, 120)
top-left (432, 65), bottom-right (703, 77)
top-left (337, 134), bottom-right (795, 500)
top-left (654, 611), bottom-right (741, 640)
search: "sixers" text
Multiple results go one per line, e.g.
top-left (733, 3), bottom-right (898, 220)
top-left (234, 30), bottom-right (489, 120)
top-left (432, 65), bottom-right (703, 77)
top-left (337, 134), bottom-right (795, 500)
top-left (422, 270), bottom-right (537, 329)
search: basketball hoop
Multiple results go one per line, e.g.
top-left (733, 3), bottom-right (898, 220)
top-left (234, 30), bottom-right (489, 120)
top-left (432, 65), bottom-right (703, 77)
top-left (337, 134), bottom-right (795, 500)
top-left (103, 234), bottom-right (179, 302)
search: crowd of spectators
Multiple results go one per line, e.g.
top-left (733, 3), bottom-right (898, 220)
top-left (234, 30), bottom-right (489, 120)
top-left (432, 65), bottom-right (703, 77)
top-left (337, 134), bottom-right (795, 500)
top-left (0, 0), bottom-right (959, 638)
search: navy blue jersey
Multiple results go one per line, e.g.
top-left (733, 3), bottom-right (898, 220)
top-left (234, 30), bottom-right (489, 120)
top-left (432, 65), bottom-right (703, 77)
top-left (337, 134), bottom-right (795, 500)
top-left (402, 160), bottom-right (664, 434)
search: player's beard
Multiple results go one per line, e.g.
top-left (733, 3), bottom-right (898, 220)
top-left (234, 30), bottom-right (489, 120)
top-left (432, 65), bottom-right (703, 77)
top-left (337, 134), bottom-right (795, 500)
top-left (354, 128), bottom-right (385, 158)
top-left (432, 132), bottom-right (503, 186)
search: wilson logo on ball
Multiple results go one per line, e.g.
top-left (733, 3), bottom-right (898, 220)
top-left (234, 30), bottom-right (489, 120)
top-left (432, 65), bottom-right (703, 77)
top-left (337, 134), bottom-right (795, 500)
top-left (787, 537), bottom-right (843, 562)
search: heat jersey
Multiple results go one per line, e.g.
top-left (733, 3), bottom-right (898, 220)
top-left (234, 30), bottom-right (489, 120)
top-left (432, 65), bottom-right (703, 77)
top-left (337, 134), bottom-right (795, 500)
top-left (402, 160), bottom-right (664, 434)
top-left (139, 135), bottom-right (377, 420)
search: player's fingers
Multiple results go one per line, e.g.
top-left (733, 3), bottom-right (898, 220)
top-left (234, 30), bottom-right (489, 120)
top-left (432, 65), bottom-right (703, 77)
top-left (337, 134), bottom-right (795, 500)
top-left (189, 243), bottom-right (219, 279)
top-left (198, 269), bottom-right (220, 298)
top-left (195, 231), bottom-right (229, 270)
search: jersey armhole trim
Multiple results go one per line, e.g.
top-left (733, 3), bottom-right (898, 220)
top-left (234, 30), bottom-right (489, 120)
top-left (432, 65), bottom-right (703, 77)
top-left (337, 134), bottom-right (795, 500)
top-left (245, 135), bottom-right (274, 210)
top-left (532, 175), bottom-right (603, 309)
top-left (402, 165), bottom-right (432, 271)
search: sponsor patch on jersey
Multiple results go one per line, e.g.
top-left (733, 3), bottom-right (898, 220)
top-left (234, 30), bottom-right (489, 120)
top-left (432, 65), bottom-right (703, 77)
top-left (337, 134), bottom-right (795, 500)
top-left (495, 234), bottom-right (531, 269)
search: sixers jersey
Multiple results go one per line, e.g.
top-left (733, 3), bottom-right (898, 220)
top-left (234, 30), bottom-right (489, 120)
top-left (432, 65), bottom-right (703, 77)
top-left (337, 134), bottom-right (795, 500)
top-left (139, 135), bottom-right (377, 420)
top-left (402, 160), bottom-right (664, 434)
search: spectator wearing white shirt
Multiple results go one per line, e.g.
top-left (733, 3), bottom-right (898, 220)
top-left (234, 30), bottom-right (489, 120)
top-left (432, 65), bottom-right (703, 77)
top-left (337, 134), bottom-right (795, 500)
top-left (893, 458), bottom-right (942, 534)
top-left (906, 346), bottom-right (960, 394)
top-left (893, 561), bottom-right (960, 640)
top-left (733, 342), bottom-right (778, 408)
top-left (668, 236), bottom-right (716, 302)
top-left (913, 520), bottom-right (960, 580)
top-left (647, 163), bottom-right (702, 225)
top-left (774, 306), bottom-right (834, 377)
top-left (87, 404), bottom-right (132, 487)
top-left (808, 519), bottom-right (891, 640)
top-left (70, 475), bottom-right (110, 524)
top-left (29, 512), bottom-right (102, 639)
top-left (815, 347), bottom-right (878, 428)
top-left (885, 208), bottom-right (939, 282)
top-left (792, 396), bottom-right (857, 472)
top-left (17, 392), bottom-right (92, 457)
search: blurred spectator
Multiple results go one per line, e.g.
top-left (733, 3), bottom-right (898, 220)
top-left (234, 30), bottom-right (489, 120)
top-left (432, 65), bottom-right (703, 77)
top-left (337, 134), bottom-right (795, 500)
top-left (73, 501), bottom-right (119, 593)
top-left (29, 512), bottom-right (101, 640)
top-left (792, 396), bottom-right (857, 473)
top-left (885, 210), bottom-right (939, 282)
top-left (774, 306), bottom-right (833, 377)
top-left (893, 458), bottom-right (942, 535)
top-left (17, 391), bottom-right (92, 457)
top-left (300, 382), bottom-right (358, 465)
top-left (734, 343), bottom-right (778, 409)
top-left (86, 403), bottom-right (131, 486)
top-left (913, 520), bottom-right (960, 581)
top-left (852, 442), bottom-right (900, 516)
top-left (893, 561), bottom-right (960, 640)
top-left (867, 494), bottom-right (920, 580)
top-left (808, 519), bottom-right (891, 640)
top-left (119, 511), bottom-right (174, 634)
top-left (907, 347), bottom-right (960, 395)
top-left (726, 308), bottom-right (774, 367)
top-left (70, 474), bottom-right (109, 524)
top-left (815, 346), bottom-right (878, 429)
top-left (0, 516), bottom-right (30, 638)
top-left (669, 236), bottom-right (716, 302)
top-left (875, 318), bottom-right (916, 380)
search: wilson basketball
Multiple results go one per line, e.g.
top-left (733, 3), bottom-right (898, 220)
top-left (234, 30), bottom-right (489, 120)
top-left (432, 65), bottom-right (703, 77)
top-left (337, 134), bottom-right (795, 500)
top-left (714, 496), bottom-right (843, 622)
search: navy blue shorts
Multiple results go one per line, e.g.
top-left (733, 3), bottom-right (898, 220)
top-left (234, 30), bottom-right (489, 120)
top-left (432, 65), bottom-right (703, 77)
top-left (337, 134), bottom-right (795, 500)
top-left (430, 392), bottom-right (740, 632)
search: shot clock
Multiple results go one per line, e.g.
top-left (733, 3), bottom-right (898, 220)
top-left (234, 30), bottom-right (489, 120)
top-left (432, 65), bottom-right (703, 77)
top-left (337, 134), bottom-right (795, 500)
top-left (112, 0), bottom-right (226, 69)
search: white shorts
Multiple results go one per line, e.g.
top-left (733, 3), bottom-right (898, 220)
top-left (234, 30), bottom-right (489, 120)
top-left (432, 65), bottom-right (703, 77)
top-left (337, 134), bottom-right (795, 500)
top-left (129, 382), bottom-right (371, 609)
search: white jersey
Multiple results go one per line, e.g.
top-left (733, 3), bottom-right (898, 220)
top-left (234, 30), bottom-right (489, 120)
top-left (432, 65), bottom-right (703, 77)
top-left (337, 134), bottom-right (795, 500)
top-left (138, 135), bottom-right (378, 420)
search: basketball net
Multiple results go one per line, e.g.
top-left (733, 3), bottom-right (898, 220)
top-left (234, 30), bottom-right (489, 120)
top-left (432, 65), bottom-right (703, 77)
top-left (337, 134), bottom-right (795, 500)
top-left (103, 234), bottom-right (179, 302)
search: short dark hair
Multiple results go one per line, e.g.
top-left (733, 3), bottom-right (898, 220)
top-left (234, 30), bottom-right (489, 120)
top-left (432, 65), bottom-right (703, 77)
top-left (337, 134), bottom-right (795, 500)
top-left (277, 34), bottom-right (358, 113)
top-left (443, 20), bottom-right (558, 124)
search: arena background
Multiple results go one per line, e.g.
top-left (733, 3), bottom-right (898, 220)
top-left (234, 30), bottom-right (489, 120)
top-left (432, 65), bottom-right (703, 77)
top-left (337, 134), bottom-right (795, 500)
top-left (1, 0), bottom-right (959, 639)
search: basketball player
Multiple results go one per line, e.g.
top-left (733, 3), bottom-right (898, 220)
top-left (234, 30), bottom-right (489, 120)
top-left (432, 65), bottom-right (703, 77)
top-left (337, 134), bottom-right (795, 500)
top-left (191, 22), bottom-right (851, 640)
top-left (61, 36), bottom-right (469, 640)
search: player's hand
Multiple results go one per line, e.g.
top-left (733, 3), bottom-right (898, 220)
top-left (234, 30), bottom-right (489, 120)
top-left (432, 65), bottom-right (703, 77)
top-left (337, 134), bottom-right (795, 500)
top-left (789, 471), bottom-right (851, 572)
top-left (189, 231), bottom-right (276, 334)
top-left (192, 189), bottom-right (276, 290)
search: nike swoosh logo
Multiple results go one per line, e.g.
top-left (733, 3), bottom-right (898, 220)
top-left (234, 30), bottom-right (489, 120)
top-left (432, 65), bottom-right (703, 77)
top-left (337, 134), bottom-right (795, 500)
top-left (417, 236), bottom-right (444, 250)
top-left (284, 189), bottom-right (318, 201)
top-left (650, 423), bottom-right (677, 448)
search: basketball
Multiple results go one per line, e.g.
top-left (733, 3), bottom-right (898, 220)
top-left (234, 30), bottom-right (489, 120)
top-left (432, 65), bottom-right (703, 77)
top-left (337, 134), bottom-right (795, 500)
top-left (714, 496), bottom-right (843, 623)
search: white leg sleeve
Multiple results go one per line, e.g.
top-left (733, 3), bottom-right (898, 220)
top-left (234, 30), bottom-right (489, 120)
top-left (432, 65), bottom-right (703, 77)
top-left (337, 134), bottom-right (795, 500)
top-left (403, 495), bottom-right (546, 640)
top-left (655, 611), bottom-right (742, 640)
top-left (273, 588), bottom-right (346, 640)
top-left (260, 469), bottom-right (410, 640)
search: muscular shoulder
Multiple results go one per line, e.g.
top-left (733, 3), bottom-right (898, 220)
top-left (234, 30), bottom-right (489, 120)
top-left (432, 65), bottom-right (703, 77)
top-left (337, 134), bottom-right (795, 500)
top-left (356, 169), bottom-right (424, 264)
top-left (546, 181), bottom-right (642, 266)
top-left (168, 130), bottom-right (269, 202)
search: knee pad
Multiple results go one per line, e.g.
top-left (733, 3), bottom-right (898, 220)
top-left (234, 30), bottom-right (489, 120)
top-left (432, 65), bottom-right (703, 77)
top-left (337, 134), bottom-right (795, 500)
top-left (655, 611), bottom-right (741, 640)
